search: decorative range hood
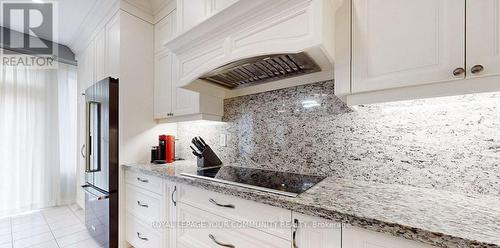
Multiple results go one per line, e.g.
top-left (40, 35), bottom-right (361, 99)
top-left (165, 0), bottom-right (342, 98)
top-left (201, 52), bottom-right (321, 89)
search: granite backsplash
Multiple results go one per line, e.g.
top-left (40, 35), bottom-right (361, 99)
top-left (177, 80), bottom-right (500, 196)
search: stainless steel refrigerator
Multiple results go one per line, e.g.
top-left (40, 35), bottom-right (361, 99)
top-left (82, 77), bottom-right (118, 248)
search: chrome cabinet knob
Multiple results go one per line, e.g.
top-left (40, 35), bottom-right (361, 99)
top-left (471, 65), bottom-right (484, 74)
top-left (453, 67), bottom-right (465, 76)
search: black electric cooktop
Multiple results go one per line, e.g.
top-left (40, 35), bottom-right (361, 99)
top-left (181, 166), bottom-right (326, 197)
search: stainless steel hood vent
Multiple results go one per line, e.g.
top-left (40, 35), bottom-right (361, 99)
top-left (200, 52), bottom-right (321, 89)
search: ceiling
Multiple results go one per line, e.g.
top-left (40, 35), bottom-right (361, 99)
top-left (0, 0), bottom-right (99, 48)
top-left (1, 0), bottom-right (172, 54)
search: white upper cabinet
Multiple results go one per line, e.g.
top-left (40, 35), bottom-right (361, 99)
top-left (154, 50), bottom-right (174, 119)
top-left (292, 213), bottom-right (341, 248)
top-left (105, 12), bottom-right (120, 79)
top-left (153, 8), bottom-right (222, 121)
top-left (336, 0), bottom-right (500, 105)
top-left (94, 28), bottom-right (107, 82)
top-left (351, 0), bottom-right (465, 93)
top-left (155, 10), bottom-right (177, 53)
top-left (82, 40), bottom-right (96, 89)
top-left (171, 84), bottom-right (199, 117)
top-left (466, 0), bottom-right (500, 78)
top-left (177, 0), bottom-right (238, 33)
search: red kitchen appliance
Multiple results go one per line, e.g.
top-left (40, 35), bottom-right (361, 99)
top-left (159, 135), bottom-right (175, 163)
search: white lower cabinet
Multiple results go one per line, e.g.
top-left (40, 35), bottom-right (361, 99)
top-left (127, 213), bottom-right (163, 248)
top-left (125, 170), bottom-right (167, 248)
top-left (125, 171), bottom-right (435, 248)
top-left (292, 213), bottom-right (341, 248)
top-left (176, 203), bottom-right (290, 248)
top-left (343, 226), bottom-right (437, 248)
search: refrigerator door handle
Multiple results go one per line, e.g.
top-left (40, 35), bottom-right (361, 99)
top-left (86, 101), bottom-right (102, 173)
top-left (82, 185), bottom-right (109, 201)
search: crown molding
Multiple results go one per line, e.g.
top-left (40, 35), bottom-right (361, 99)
top-left (120, 0), bottom-right (154, 24)
top-left (153, 0), bottom-right (176, 24)
top-left (121, 0), bottom-right (175, 24)
top-left (152, 0), bottom-right (174, 15)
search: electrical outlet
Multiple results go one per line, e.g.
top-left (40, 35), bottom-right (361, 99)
top-left (219, 134), bottom-right (227, 147)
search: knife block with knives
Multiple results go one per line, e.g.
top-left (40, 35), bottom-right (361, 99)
top-left (190, 137), bottom-right (222, 168)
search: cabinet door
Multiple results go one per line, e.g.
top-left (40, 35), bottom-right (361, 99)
top-left (78, 47), bottom-right (93, 91)
top-left (351, 0), bottom-right (465, 93)
top-left (171, 55), bottom-right (199, 117)
top-left (154, 50), bottom-right (174, 119)
top-left (343, 226), bottom-right (436, 248)
top-left (466, 0), bottom-right (500, 78)
top-left (178, 0), bottom-right (211, 33)
top-left (292, 213), bottom-right (341, 248)
top-left (171, 87), bottom-right (199, 117)
top-left (106, 12), bottom-right (120, 79)
top-left (94, 28), bottom-right (106, 82)
top-left (155, 10), bottom-right (177, 53)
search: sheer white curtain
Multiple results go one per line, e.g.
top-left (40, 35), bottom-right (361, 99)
top-left (0, 61), bottom-right (78, 216)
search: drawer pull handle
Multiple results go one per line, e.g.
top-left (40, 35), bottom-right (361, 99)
top-left (137, 177), bottom-right (149, 183)
top-left (137, 201), bottom-right (149, 208)
top-left (209, 198), bottom-right (235, 209)
top-left (209, 234), bottom-right (235, 248)
top-left (293, 219), bottom-right (299, 248)
top-left (171, 186), bottom-right (177, 206)
top-left (137, 232), bottom-right (149, 241)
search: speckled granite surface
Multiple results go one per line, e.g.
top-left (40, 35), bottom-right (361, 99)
top-left (123, 162), bottom-right (500, 248)
top-left (176, 80), bottom-right (500, 197)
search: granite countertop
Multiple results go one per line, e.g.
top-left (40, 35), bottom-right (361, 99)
top-left (123, 161), bottom-right (500, 248)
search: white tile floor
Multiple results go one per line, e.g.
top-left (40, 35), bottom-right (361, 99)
top-left (0, 204), bottom-right (105, 248)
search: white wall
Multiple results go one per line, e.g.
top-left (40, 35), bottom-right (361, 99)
top-left (119, 10), bottom-right (154, 247)
top-left (118, 10), bottom-right (177, 247)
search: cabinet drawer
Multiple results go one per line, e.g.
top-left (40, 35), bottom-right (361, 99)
top-left (177, 203), bottom-right (289, 248)
top-left (126, 184), bottom-right (163, 223)
top-left (126, 213), bottom-right (162, 248)
top-left (125, 170), bottom-right (163, 195)
top-left (178, 185), bottom-right (291, 240)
